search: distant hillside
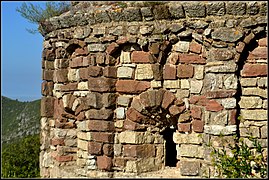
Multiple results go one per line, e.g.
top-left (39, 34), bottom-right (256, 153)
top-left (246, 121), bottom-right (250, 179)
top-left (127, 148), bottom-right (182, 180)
top-left (1, 96), bottom-right (41, 144)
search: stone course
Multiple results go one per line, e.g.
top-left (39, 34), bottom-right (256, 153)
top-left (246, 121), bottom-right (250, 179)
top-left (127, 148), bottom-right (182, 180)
top-left (40, 1), bottom-right (267, 178)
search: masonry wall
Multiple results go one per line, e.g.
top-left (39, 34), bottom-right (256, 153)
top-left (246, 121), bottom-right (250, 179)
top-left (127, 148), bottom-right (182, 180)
top-left (40, 1), bottom-right (267, 178)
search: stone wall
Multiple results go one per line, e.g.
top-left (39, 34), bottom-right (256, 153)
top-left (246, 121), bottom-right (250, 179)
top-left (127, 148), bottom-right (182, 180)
top-left (40, 1), bottom-right (267, 178)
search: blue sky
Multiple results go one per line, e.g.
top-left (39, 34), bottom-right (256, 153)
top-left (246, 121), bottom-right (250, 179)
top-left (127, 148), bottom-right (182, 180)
top-left (1, 1), bottom-right (47, 102)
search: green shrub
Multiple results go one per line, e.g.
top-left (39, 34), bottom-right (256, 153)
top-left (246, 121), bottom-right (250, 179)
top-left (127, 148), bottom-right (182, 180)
top-left (208, 123), bottom-right (267, 178)
top-left (1, 134), bottom-right (40, 178)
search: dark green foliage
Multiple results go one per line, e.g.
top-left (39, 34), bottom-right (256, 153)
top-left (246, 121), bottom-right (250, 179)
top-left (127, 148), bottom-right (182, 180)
top-left (1, 134), bottom-right (40, 178)
top-left (209, 135), bottom-right (267, 178)
top-left (16, 1), bottom-right (70, 34)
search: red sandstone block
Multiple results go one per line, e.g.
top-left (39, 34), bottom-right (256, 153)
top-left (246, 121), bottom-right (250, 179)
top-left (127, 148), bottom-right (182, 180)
top-left (229, 109), bottom-right (237, 125)
top-left (54, 69), bottom-right (68, 82)
top-left (113, 157), bottom-right (126, 167)
top-left (88, 120), bottom-right (114, 132)
top-left (55, 155), bottom-right (73, 162)
top-left (126, 107), bottom-right (147, 123)
top-left (192, 120), bottom-right (204, 133)
top-left (248, 47), bottom-right (267, 59)
top-left (178, 123), bottom-right (191, 133)
top-left (51, 138), bottom-right (65, 146)
top-left (258, 38), bottom-right (267, 47)
top-left (205, 100), bottom-right (223, 112)
top-left (41, 97), bottom-right (54, 117)
top-left (163, 64), bottom-right (177, 79)
top-left (103, 144), bottom-right (113, 156)
top-left (54, 98), bottom-right (64, 119)
top-left (169, 105), bottom-right (185, 116)
top-left (116, 37), bottom-right (128, 45)
top-left (70, 57), bottom-right (83, 67)
top-left (178, 54), bottom-right (206, 64)
top-left (241, 64), bottom-right (267, 77)
top-left (60, 83), bottom-right (78, 91)
top-left (103, 66), bottom-right (117, 78)
top-left (131, 51), bottom-right (154, 63)
top-left (43, 70), bottom-right (54, 81)
top-left (190, 106), bottom-right (202, 119)
top-left (88, 77), bottom-right (116, 92)
top-left (41, 81), bottom-right (54, 96)
top-left (76, 111), bottom-right (85, 121)
top-left (123, 119), bottom-right (146, 131)
top-left (123, 145), bottom-right (155, 158)
top-left (189, 95), bottom-right (209, 106)
top-left (161, 90), bottom-right (176, 109)
top-left (189, 41), bottom-right (202, 54)
top-left (88, 65), bottom-right (103, 77)
top-left (177, 64), bottom-right (194, 78)
top-left (79, 68), bottom-right (88, 80)
top-left (88, 141), bottom-right (102, 155)
top-left (91, 132), bottom-right (114, 143)
top-left (116, 80), bottom-right (150, 94)
top-left (106, 42), bottom-right (119, 55)
top-left (97, 155), bottom-right (113, 171)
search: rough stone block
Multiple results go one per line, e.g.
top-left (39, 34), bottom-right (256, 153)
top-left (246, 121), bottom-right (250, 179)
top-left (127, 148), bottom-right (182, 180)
top-left (163, 80), bottom-right (180, 89)
top-left (179, 144), bottom-right (204, 158)
top-left (41, 97), bottom-right (54, 117)
top-left (173, 132), bottom-right (202, 144)
top-left (86, 109), bottom-right (113, 120)
top-left (88, 120), bottom-right (114, 132)
top-left (241, 64), bottom-right (267, 77)
top-left (88, 142), bottom-right (102, 155)
top-left (116, 80), bottom-right (150, 94)
top-left (173, 41), bottom-right (190, 52)
top-left (163, 64), bottom-right (177, 80)
top-left (131, 51), bottom-right (154, 63)
top-left (207, 48), bottom-right (234, 61)
top-left (117, 95), bottom-right (132, 106)
top-left (88, 77), bottom-right (116, 92)
top-left (178, 123), bottom-right (191, 133)
top-left (192, 120), bottom-right (204, 133)
top-left (179, 54), bottom-right (206, 64)
top-left (190, 106), bottom-right (202, 119)
top-left (117, 66), bottom-right (134, 79)
top-left (77, 139), bottom-right (88, 151)
top-left (135, 64), bottom-right (154, 80)
top-left (97, 156), bottom-right (112, 171)
top-left (91, 132), bottom-right (114, 143)
top-left (190, 80), bottom-right (203, 94)
top-left (220, 98), bottom-right (237, 109)
top-left (54, 69), bottom-right (68, 82)
top-left (88, 66), bottom-right (103, 77)
top-left (68, 69), bottom-right (80, 82)
top-left (211, 28), bottom-right (244, 42)
top-left (205, 100), bottom-right (224, 112)
top-left (242, 87), bottom-right (267, 98)
top-left (177, 64), bottom-right (194, 78)
top-left (241, 110), bottom-right (267, 120)
top-left (116, 107), bottom-right (125, 119)
top-left (204, 125), bottom-right (237, 135)
top-left (180, 161), bottom-right (200, 176)
top-left (161, 90), bottom-right (176, 109)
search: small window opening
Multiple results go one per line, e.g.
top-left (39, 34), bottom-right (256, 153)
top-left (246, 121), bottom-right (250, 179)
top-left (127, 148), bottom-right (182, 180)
top-left (161, 126), bottom-right (177, 167)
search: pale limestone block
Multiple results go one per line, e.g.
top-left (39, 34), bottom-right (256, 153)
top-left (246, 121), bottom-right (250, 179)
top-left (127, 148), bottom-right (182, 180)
top-left (220, 98), bottom-right (237, 109)
top-left (78, 82), bottom-right (88, 90)
top-left (204, 125), bottom-right (237, 135)
top-left (262, 100), bottom-right (267, 109)
top-left (151, 80), bottom-right (162, 88)
top-left (117, 66), bottom-right (134, 79)
top-left (257, 77), bottom-right (267, 88)
top-left (173, 132), bottom-right (203, 144)
top-left (114, 120), bottom-right (124, 128)
top-left (181, 79), bottom-right (190, 89)
top-left (77, 139), bottom-right (88, 151)
top-left (163, 80), bottom-right (180, 89)
top-left (74, 91), bottom-right (89, 97)
top-left (68, 69), bottom-right (79, 82)
top-left (190, 80), bottom-right (203, 94)
top-left (120, 51), bottom-right (131, 64)
top-left (117, 95), bottom-right (132, 106)
top-left (116, 107), bottom-right (125, 119)
top-left (77, 132), bottom-right (92, 141)
top-left (173, 41), bottom-right (190, 52)
top-left (240, 78), bottom-right (257, 87)
top-left (249, 126), bottom-right (260, 138)
top-left (126, 161), bottom-right (138, 173)
top-left (239, 96), bottom-right (263, 109)
top-left (224, 74), bottom-right (237, 89)
top-left (72, 98), bottom-right (81, 111)
top-left (261, 125), bottom-right (267, 138)
top-left (178, 144), bottom-right (204, 158)
top-left (135, 64), bottom-right (154, 80)
top-left (176, 89), bottom-right (190, 99)
top-left (194, 65), bottom-right (204, 80)
top-left (242, 87), bottom-right (267, 98)
top-left (241, 110), bottom-right (267, 120)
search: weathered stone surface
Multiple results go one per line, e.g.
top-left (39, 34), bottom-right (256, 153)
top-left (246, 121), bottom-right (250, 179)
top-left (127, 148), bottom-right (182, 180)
top-left (173, 41), bottom-right (189, 52)
top-left (240, 78), bottom-right (257, 87)
top-left (177, 64), bottom-right (194, 78)
top-left (194, 65), bottom-right (204, 80)
top-left (162, 90), bottom-right (176, 109)
top-left (190, 80), bottom-right (203, 94)
top-left (173, 133), bottom-right (202, 144)
top-left (192, 120), bottom-right (204, 132)
top-left (91, 132), bottom-right (114, 143)
top-left (116, 107), bottom-right (125, 119)
top-left (88, 44), bottom-right (106, 52)
top-left (163, 64), bottom-right (177, 80)
top-left (205, 62), bottom-right (237, 73)
top-left (88, 77), bottom-right (116, 92)
top-left (88, 120), bottom-right (114, 132)
top-left (120, 51), bottom-right (131, 64)
top-left (86, 109), bottom-right (113, 120)
top-left (169, 105), bottom-right (185, 116)
top-left (163, 80), bottom-right (180, 89)
top-left (169, 4), bottom-right (185, 19)
top-left (206, 100), bottom-right (223, 112)
top-left (220, 98), bottom-right (237, 109)
top-left (117, 95), bottom-right (132, 107)
top-left (178, 123), bottom-right (191, 133)
top-left (241, 64), bottom-right (267, 77)
top-left (206, 2), bottom-right (225, 16)
top-left (179, 144), bottom-right (204, 158)
top-left (242, 87), bottom-right (267, 98)
top-left (239, 96), bottom-right (263, 109)
top-left (181, 79), bottom-right (190, 89)
top-left (211, 28), bottom-right (244, 42)
top-left (226, 1), bottom-right (246, 15)
top-left (241, 110), bottom-right (267, 120)
top-left (97, 156), bottom-right (112, 171)
top-left (116, 80), bottom-right (150, 94)
top-left (131, 51), bottom-right (154, 63)
top-left (189, 41), bottom-right (202, 54)
top-left (183, 2), bottom-right (206, 17)
top-left (207, 48), bottom-right (234, 61)
top-left (178, 54), bottom-right (206, 64)
top-left (135, 64), bottom-right (154, 80)
top-left (41, 97), bottom-right (54, 117)
top-left (204, 125), bottom-right (237, 135)
top-left (117, 66), bottom-right (134, 79)
top-left (180, 161), bottom-right (200, 176)
top-left (204, 90), bottom-right (236, 99)
top-left (123, 144), bottom-right (155, 158)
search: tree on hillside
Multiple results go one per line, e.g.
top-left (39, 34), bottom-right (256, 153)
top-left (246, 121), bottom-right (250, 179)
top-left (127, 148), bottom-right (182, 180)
top-left (16, 1), bottom-right (70, 34)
